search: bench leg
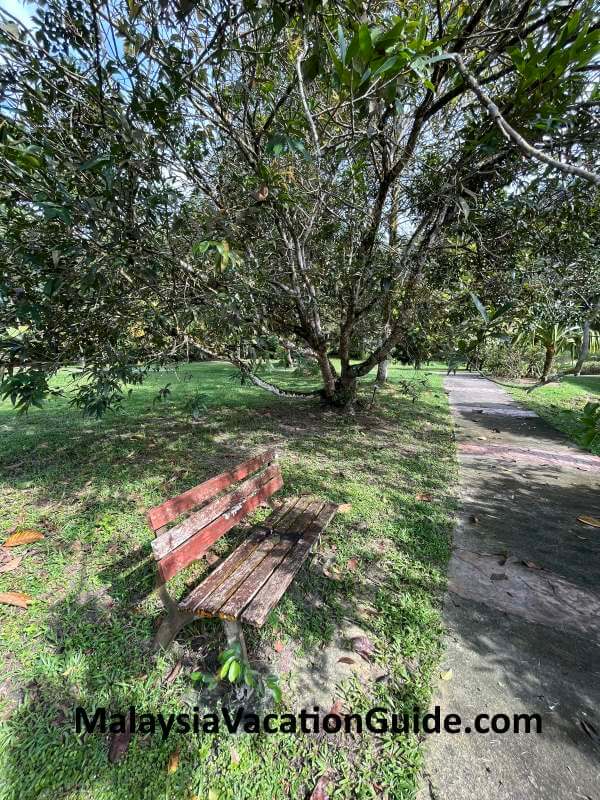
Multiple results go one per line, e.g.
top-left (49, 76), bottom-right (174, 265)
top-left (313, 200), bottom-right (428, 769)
top-left (153, 583), bottom-right (195, 652)
top-left (222, 619), bottom-right (248, 663)
top-left (153, 609), bottom-right (195, 652)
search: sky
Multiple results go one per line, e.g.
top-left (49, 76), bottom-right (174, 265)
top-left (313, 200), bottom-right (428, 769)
top-left (0, 0), bottom-right (34, 25)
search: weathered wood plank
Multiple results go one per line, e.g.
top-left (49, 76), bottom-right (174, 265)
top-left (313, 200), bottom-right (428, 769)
top-left (179, 496), bottom-right (305, 614)
top-left (147, 449), bottom-right (277, 530)
top-left (200, 535), bottom-right (286, 617)
top-left (241, 501), bottom-right (339, 628)
top-left (152, 463), bottom-right (281, 561)
top-left (218, 499), bottom-right (325, 619)
top-left (260, 497), bottom-right (302, 531)
top-left (178, 527), bottom-right (270, 612)
top-left (157, 475), bottom-right (283, 582)
top-left (269, 495), bottom-right (317, 534)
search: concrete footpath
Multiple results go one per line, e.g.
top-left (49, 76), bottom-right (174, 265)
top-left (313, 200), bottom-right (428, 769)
top-left (419, 373), bottom-right (600, 800)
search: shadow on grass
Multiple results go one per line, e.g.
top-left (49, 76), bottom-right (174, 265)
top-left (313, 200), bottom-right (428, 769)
top-left (0, 364), bottom-right (456, 799)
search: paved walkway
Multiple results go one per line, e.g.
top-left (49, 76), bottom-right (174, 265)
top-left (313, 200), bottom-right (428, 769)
top-left (419, 374), bottom-right (600, 800)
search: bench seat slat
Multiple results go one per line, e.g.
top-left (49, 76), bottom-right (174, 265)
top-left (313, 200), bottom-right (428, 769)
top-left (241, 501), bottom-right (339, 627)
top-left (147, 449), bottom-right (277, 530)
top-left (157, 474), bottom-right (283, 582)
top-left (152, 463), bottom-right (280, 561)
top-left (178, 497), bottom-right (302, 613)
top-left (217, 499), bottom-right (325, 619)
top-left (179, 497), bottom-right (337, 624)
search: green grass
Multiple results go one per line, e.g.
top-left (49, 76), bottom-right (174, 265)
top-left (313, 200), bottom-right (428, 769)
top-left (0, 361), bottom-right (456, 800)
top-left (508, 376), bottom-right (600, 455)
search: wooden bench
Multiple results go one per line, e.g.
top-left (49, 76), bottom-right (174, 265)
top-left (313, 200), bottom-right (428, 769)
top-left (148, 449), bottom-right (339, 656)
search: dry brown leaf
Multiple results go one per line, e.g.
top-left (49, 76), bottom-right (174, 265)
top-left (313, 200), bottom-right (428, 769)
top-left (416, 492), bottom-right (433, 502)
top-left (346, 557), bottom-right (359, 572)
top-left (205, 550), bottom-right (221, 566)
top-left (329, 699), bottom-right (344, 716)
top-left (337, 503), bottom-right (352, 513)
top-left (0, 591), bottom-right (33, 608)
top-left (337, 656), bottom-right (355, 665)
top-left (352, 635), bottom-right (375, 662)
top-left (4, 529), bottom-right (45, 547)
top-left (163, 661), bottom-right (183, 685)
top-left (230, 746), bottom-right (240, 767)
top-left (310, 775), bottom-right (331, 800)
top-left (323, 567), bottom-right (341, 581)
top-left (0, 555), bottom-right (23, 574)
top-left (167, 750), bottom-right (179, 773)
top-left (274, 640), bottom-right (284, 653)
top-left (522, 560), bottom-right (543, 570)
top-left (255, 184), bottom-right (269, 201)
top-left (440, 669), bottom-right (453, 681)
top-left (577, 515), bottom-right (600, 529)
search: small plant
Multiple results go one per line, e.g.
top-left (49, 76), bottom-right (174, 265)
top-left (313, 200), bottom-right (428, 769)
top-left (183, 390), bottom-right (208, 420)
top-left (397, 376), bottom-right (429, 403)
top-left (153, 383), bottom-right (172, 404)
top-left (579, 401), bottom-right (600, 448)
top-left (191, 643), bottom-right (282, 703)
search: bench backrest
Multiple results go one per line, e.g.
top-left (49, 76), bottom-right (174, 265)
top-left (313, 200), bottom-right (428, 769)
top-left (148, 449), bottom-right (282, 582)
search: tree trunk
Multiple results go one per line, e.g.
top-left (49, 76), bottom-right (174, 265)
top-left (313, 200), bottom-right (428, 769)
top-left (376, 359), bottom-right (389, 384)
top-left (574, 320), bottom-right (591, 376)
top-left (330, 374), bottom-right (358, 408)
top-left (315, 350), bottom-right (337, 399)
top-left (284, 346), bottom-right (294, 368)
top-left (542, 343), bottom-right (555, 381)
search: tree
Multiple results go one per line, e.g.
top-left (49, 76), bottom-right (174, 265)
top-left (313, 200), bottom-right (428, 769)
top-left (1, 0), bottom-right (599, 413)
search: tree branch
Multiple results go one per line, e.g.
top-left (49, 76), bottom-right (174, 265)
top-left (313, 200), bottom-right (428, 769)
top-left (450, 54), bottom-right (600, 186)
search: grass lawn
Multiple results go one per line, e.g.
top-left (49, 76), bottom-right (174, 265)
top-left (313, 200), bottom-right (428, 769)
top-left (508, 376), bottom-right (600, 455)
top-left (0, 361), bottom-right (456, 800)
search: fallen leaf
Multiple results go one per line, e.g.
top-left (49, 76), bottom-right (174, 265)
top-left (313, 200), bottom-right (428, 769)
top-left (0, 555), bottom-right (23, 574)
top-left (346, 557), bottom-right (359, 572)
top-left (490, 572), bottom-right (508, 581)
top-left (4, 529), bottom-right (45, 547)
top-left (208, 790), bottom-right (220, 800)
top-left (337, 503), bottom-right (352, 513)
top-left (337, 657), bottom-right (355, 665)
top-left (163, 661), bottom-right (182, 685)
top-left (323, 567), bottom-right (342, 581)
top-left (440, 669), bottom-right (453, 681)
top-left (352, 635), bottom-right (375, 662)
top-left (167, 750), bottom-right (179, 773)
top-left (310, 775), bottom-right (330, 800)
top-left (577, 515), bottom-right (600, 529)
top-left (205, 551), bottom-right (221, 566)
top-left (329, 699), bottom-right (344, 716)
top-left (469, 515), bottom-right (480, 524)
top-left (274, 640), bottom-right (284, 653)
top-left (230, 746), bottom-right (240, 767)
top-left (416, 492), bottom-right (433, 502)
top-left (522, 560), bottom-right (543, 570)
top-left (0, 591), bottom-right (33, 608)
top-left (256, 184), bottom-right (269, 201)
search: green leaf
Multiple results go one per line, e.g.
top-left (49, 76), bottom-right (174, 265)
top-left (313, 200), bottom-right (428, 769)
top-left (227, 659), bottom-right (241, 682)
top-left (79, 154), bottom-right (111, 171)
top-left (357, 25), bottom-right (373, 61)
top-left (301, 50), bottom-right (321, 81)
top-left (37, 202), bottom-right (72, 225)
